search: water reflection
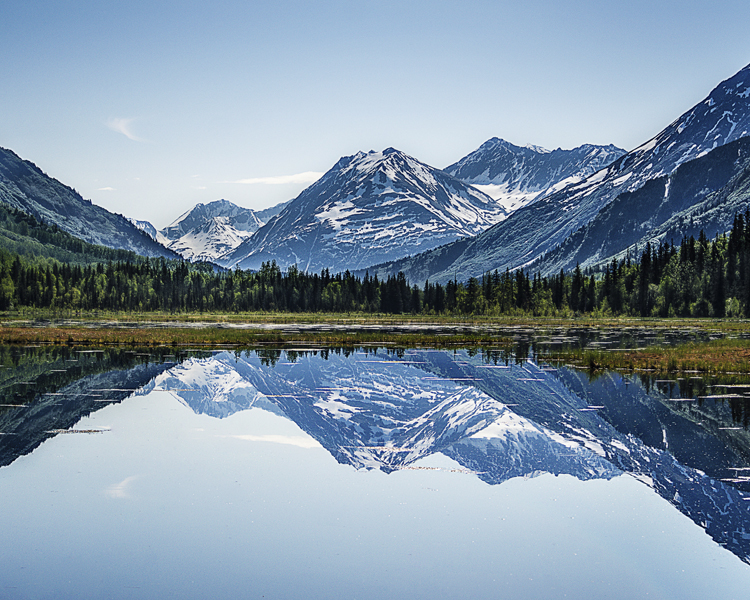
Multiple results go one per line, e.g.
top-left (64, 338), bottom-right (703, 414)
top-left (3, 343), bottom-right (750, 572)
top-left (0, 346), bottom-right (178, 467)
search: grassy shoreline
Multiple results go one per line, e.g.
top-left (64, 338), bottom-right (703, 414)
top-left (3, 308), bottom-right (750, 328)
top-left (547, 339), bottom-right (750, 375)
top-left (1, 311), bottom-right (750, 374)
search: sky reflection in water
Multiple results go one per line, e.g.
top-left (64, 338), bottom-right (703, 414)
top-left (1, 344), bottom-right (750, 599)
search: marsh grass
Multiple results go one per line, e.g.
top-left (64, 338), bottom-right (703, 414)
top-left (0, 324), bottom-right (510, 349)
top-left (3, 308), bottom-right (750, 331)
top-left (2, 312), bottom-right (750, 373)
top-left (547, 339), bottom-right (750, 375)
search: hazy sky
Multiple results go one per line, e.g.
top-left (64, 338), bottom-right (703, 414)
top-left (2, 0), bottom-right (750, 228)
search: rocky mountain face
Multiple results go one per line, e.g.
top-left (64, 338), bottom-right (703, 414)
top-left (369, 62), bottom-right (750, 282)
top-left (158, 199), bottom-right (266, 262)
top-left (446, 138), bottom-right (625, 212)
top-left (533, 136), bottom-right (750, 273)
top-left (221, 148), bottom-right (508, 273)
top-left (0, 147), bottom-right (177, 258)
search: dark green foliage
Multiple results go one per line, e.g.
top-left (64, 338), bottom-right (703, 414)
top-left (3, 209), bottom-right (750, 317)
top-left (0, 202), bottom-right (147, 265)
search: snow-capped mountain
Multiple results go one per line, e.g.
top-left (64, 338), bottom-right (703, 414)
top-left (371, 62), bottom-right (750, 282)
top-left (159, 199), bottom-right (283, 263)
top-left (0, 146), bottom-right (177, 259)
top-left (446, 139), bottom-right (625, 212)
top-left (533, 135), bottom-right (750, 273)
top-left (161, 199), bottom-right (262, 240)
top-left (126, 217), bottom-right (159, 240)
top-left (221, 148), bottom-right (508, 273)
top-left (164, 216), bottom-right (256, 263)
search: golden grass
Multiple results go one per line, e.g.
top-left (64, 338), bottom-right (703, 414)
top-left (0, 324), bottom-right (509, 349)
top-left (545, 338), bottom-right (750, 374)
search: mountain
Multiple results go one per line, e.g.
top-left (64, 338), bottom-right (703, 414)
top-left (221, 148), bottom-right (508, 273)
top-left (446, 138), bottom-right (625, 212)
top-left (159, 199), bottom-right (285, 263)
top-left (0, 203), bottom-right (167, 265)
top-left (369, 63), bottom-right (750, 283)
top-left (126, 217), bottom-right (158, 240)
top-left (0, 146), bottom-right (177, 259)
top-left (160, 199), bottom-right (262, 240)
top-left (164, 215), bottom-right (257, 264)
top-left (533, 136), bottom-right (750, 273)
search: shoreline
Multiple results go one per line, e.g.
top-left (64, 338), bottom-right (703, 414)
top-left (1, 313), bottom-right (749, 374)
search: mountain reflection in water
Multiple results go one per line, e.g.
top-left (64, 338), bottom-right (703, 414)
top-left (3, 344), bottom-right (750, 569)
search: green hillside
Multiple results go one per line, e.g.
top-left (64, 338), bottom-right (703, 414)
top-left (0, 202), bottom-right (148, 265)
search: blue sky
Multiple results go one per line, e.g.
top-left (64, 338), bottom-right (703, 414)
top-left (2, 0), bottom-right (750, 227)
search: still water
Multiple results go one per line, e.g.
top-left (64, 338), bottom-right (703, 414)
top-left (1, 342), bottom-right (750, 599)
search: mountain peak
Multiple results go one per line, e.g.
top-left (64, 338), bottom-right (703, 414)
top-left (446, 137), bottom-right (626, 212)
top-left (381, 62), bottom-right (750, 286)
top-left (221, 147), bottom-right (508, 273)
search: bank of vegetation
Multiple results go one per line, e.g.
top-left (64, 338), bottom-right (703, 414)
top-left (2, 206), bottom-right (750, 319)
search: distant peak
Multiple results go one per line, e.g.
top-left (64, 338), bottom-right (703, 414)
top-left (480, 137), bottom-right (512, 149)
top-left (524, 143), bottom-right (550, 154)
top-left (478, 138), bottom-right (549, 154)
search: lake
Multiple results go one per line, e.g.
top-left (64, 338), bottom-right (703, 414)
top-left (1, 338), bottom-right (750, 599)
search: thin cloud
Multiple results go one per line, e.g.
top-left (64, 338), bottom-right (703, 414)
top-left (230, 171), bottom-right (324, 185)
top-left (97, 186), bottom-right (116, 191)
top-left (105, 475), bottom-right (138, 499)
top-left (106, 117), bottom-right (147, 142)
top-left (222, 434), bottom-right (322, 449)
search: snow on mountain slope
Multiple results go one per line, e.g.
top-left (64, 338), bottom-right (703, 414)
top-left (166, 217), bottom-right (254, 263)
top-left (161, 199), bottom-right (262, 240)
top-left (370, 62), bottom-right (750, 283)
top-left (126, 217), bottom-right (160, 241)
top-left (222, 147), bottom-right (508, 273)
top-left (446, 138), bottom-right (625, 212)
top-left (159, 199), bottom-right (272, 263)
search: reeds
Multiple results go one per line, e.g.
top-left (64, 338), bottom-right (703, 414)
top-left (546, 339), bottom-right (750, 374)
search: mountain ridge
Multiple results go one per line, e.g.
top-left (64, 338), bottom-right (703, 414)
top-left (446, 138), bottom-right (626, 212)
top-left (366, 62), bottom-right (750, 283)
top-left (0, 146), bottom-right (178, 259)
top-left (221, 147), bottom-right (508, 273)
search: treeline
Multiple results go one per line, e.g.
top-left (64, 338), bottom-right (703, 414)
top-left (0, 204), bottom-right (148, 265)
top-left (2, 211), bottom-right (750, 317)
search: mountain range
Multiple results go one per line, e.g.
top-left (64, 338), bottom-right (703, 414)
top-left (369, 63), bottom-right (750, 282)
top-left (154, 142), bottom-right (624, 272)
top-left (445, 138), bottom-right (626, 212)
top-left (2, 62), bottom-right (750, 281)
top-left (220, 148), bottom-right (509, 273)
